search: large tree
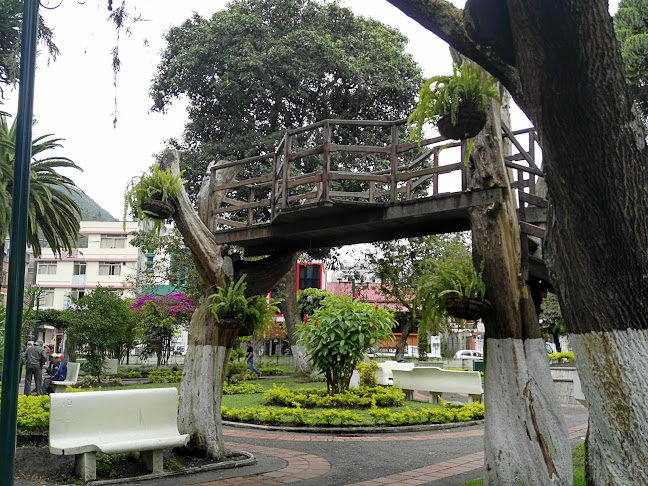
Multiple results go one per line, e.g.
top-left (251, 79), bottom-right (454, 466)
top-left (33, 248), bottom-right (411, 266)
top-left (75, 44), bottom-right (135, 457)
top-left (386, 1), bottom-right (648, 484)
top-left (150, 0), bottom-right (423, 196)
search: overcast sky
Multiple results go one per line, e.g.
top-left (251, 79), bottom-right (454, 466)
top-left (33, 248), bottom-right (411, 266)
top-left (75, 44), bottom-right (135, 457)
top-left (2, 0), bottom-right (620, 220)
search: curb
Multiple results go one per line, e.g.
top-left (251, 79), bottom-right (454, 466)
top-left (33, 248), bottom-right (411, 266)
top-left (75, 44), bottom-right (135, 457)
top-left (56, 451), bottom-right (256, 486)
top-left (223, 419), bottom-right (485, 434)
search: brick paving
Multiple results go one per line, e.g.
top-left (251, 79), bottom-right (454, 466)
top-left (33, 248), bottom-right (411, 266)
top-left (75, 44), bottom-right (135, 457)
top-left (189, 417), bottom-right (588, 486)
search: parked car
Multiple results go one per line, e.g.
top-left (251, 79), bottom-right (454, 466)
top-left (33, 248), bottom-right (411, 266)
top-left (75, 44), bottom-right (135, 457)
top-left (454, 349), bottom-right (484, 360)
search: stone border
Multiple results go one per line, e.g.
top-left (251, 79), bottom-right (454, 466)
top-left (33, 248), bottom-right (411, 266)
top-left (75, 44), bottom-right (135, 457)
top-left (223, 419), bottom-right (484, 434)
top-left (63, 451), bottom-right (257, 486)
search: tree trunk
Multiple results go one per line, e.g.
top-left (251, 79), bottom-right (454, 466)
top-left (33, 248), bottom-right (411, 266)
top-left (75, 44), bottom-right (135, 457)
top-left (467, 87), bottom-right (572, 485)
top-left (386, 1), bottom-right (648, 482)
top-left (276, 253), bottom-right (312, 374)
top-left (160, 149), bottom-right (298, 459)
top-left (552, 331), bottom-right (561, 353)
top-left (395, 318), bottom-right (413, 361)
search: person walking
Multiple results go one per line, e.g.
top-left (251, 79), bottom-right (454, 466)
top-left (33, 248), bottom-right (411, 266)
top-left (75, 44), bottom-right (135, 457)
top-left (245, 340), bottom-right (262, 378)
top-left (23, 339), bottom-right (47, 395)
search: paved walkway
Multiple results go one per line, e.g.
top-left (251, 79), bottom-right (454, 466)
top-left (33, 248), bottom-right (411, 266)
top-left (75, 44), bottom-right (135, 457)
top-left (140, 404), bottom-right (588, 486)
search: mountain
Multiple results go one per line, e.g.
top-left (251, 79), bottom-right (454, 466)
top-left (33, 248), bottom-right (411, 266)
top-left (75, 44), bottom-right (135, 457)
top-left (70, 189), bottom-right (117, 222)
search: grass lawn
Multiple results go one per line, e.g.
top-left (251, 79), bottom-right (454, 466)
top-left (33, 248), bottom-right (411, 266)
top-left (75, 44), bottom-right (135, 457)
top-left (462, 442), bottom-right (586, 486)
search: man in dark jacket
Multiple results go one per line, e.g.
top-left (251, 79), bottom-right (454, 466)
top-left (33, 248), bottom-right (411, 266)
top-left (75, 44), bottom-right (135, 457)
top-left (23, 340), bottom-right (47, 395)
top-left (43, 354), bottom-right (67, 394)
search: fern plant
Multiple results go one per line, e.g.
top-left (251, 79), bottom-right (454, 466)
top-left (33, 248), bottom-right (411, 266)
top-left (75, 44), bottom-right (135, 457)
top-left (208, 274), bottom-right (281, 330)
top-left (408, 61), bottom-right (501, 141)
top-left (123, 163), bottom-right (184, 232)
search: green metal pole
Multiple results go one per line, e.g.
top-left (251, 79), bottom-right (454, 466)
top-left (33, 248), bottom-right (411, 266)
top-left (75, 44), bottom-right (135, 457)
top-left (0, 0), bottom-right (39, 484)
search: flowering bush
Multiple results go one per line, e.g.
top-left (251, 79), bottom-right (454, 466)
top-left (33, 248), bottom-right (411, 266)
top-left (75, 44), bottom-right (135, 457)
top-left (130, 292), bottom-right (195, 365)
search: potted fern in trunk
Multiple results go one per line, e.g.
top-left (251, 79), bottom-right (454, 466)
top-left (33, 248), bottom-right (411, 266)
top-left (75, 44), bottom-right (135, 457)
top-left (408, 61), bottom-right (501, 141)
top-left (124, 163), bottom-right (183, 231)
top-left (418, 258), bottom-right (490, 320)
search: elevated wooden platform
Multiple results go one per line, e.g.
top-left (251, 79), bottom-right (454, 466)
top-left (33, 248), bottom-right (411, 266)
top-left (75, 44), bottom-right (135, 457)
top-left (213, 188), bottom-right (503, 256)
top-left (207, 119), bottom-right (551, 287)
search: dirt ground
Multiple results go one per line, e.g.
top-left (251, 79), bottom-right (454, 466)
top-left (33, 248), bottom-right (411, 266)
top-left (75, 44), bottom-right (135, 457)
top-left (14, 435), bottom-right (244, 486)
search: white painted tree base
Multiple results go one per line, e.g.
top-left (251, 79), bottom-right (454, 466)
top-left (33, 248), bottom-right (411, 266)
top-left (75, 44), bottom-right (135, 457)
top-left (570, 330), bottom-right (648, 485)
top-left (485, 337), bottom-right (572, 485)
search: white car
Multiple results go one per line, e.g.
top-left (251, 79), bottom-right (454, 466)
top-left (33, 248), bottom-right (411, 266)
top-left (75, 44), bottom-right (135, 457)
top-left (454, 350), bottom-right (484, 360)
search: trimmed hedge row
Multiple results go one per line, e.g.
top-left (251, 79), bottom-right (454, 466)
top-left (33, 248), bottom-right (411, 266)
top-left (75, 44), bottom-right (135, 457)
top-left (264, 386), bottom-right (405, 408)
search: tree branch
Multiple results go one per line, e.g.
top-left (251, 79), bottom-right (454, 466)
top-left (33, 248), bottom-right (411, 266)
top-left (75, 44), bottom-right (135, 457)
top-left (386, 0), bottom-right (528, 113)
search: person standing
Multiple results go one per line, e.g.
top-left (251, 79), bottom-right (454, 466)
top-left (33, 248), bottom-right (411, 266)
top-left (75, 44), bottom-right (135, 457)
top-left (245, 340), bottom-right (262, 378)
top-left (23, 339), bottom-right (47, 395)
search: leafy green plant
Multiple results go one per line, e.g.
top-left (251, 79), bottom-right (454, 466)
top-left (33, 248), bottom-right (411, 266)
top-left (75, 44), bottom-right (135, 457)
top-left (263, 385), bottom-right (404, 409)
top-left (298, 295), bottom-right (395, 395)
top-left (408, 61), bottom-right (500, 140)
top-left (418, 258), bottom-right (486, 310)
top-left (549, 351), bottom-right (575, 363)
top-left (208, 275), bottom-right (281, 334)
top-left (357, 361), bottom-right (380, 388)
top-left (148, 369), bottom-right (183, 383)
top-left (123, 163), bottom-right (183, 232)
top-left (223, 382), bottom-right (264, 395)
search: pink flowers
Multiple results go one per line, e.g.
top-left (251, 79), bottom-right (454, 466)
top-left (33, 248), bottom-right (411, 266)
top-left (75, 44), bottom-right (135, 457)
top-left (303, 314), bottom-right (309, 323)
top-left (129, 292), bottom-right (195, 318)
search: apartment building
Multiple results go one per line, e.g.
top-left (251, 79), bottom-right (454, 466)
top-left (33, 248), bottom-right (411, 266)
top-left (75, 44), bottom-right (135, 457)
top-left (35, 221), bottom-right (139, 310)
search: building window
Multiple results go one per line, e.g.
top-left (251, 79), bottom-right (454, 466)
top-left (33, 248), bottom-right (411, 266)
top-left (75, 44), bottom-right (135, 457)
top-left (39, 288), bottom-right (55, 307)
top-left (98, 262), bottom-right (121, 276)
top-left (37, 262), bottom-right (57, 275)
top-left (100, 234), bottom-right (127, 249)
top-left (298, 263), bottom-right (321, 290)
top-left (70, 288), bottom-right (85, 300)
top-left (73, 262), bottom-right (87, 275)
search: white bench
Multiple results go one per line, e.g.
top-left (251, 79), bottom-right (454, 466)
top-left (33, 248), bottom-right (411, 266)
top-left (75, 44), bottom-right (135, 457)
top-left (392, 367), bottom-right (483, 403)
top-left (49, 388), bottom-right (190, 481)
top-left (572, 371), bottom-right (587, 407)
top-left (51, 362), bottom-right (80, 393)
top-left (376, 360), bottom-right (415, 385)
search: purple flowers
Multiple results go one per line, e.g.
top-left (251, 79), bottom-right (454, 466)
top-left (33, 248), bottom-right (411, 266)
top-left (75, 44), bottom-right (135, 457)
top-left (129, 292), bottom-right (195, 318)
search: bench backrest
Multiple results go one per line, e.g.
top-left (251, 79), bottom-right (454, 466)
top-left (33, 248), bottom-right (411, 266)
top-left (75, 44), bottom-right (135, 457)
top-left (102, 359), bottom-right (118, 376)
top-left (393, 367), bottom-right (483, 394)
top-left (376, 361), bottom-right (415, 385)
top-left (572, 371), bottom-right (587, 407)
top-left (50, 387), bottom-right (181, 441)
top-left (58, 362), bottom-right (80, 383)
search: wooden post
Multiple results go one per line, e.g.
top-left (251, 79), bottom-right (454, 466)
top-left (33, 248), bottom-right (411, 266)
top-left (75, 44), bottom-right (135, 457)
top-left (433, 148), bottom-right (439, 195)
top-left (389, 123), bottom-right (399, 203)
top-left (271, 151), bottom-right (278, 220)
top-left (322, 122), bottom-right (331, 202)
top-left (282, 135), bottom-right (292, 210)
top-left (247, 187), bottom-right (254, 225)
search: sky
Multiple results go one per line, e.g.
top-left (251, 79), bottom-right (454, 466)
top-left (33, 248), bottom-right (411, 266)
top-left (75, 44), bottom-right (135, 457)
top-left (2, 0), bottom-right (620, 220)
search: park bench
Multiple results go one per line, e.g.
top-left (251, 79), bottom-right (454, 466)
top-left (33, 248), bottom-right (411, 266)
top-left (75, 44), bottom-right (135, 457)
top-left (49, 387), bottom-right (190, 481)
top-left (572, 371), bottom-right (587, 407)
top-left (51, 362), bottom-right (80, 393)
top-left (376, 360), bottom-right (415, 386)
top-left (392, 366), bottom-right (483, 404)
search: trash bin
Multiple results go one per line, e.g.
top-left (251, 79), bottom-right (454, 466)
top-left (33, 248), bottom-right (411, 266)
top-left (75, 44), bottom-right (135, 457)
top-left (474, 360), bottom-right (484, 372)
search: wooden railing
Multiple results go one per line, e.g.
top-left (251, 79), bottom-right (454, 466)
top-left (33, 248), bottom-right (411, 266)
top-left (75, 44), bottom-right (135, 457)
top-left (209, 119), bottom-right (546, 235)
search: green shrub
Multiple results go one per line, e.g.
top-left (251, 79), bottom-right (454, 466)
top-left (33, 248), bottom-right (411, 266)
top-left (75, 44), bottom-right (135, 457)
top-left (223, 383), bottom-right (264, 395)
top-left (549, 351), bottom-right (575, 362)
top-left (227, 361), bottom-right (249, 384)
top-left (263, 385), bottom-right (405, 409)
top-left (148, 370), bottom-right (183, 383)
top-left (116, 371), bottom-right (143, 379)
top-left (357, 361), bottom-right (379, 388)
top-left (257, 366), bottom-right (284, 376)
top-left (16, 395), bottom-right (50, 431)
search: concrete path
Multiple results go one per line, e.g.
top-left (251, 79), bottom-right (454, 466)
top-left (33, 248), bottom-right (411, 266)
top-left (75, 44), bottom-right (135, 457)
top-left (137, 403), bottom-right (587, 486)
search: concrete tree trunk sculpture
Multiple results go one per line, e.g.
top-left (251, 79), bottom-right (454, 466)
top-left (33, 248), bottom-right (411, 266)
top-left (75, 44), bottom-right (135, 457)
top-left (159, 149), bottom-right (295, 458)
top-left (386, 1), bottom-right (648, 482)
top-left (466, 84), bottom-right (572, 485)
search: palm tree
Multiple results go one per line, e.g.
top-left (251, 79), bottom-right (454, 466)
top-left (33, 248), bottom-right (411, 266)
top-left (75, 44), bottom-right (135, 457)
top-left (0, 114), bottom-right (82, 267)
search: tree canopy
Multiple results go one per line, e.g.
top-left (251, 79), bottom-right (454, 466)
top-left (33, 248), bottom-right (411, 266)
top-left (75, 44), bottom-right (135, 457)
top-left (150, 0), bottom-right (423, 196)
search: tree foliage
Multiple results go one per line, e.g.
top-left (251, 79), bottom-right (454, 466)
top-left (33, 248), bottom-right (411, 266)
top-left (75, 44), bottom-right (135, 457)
top-left (150, 0), bottom-right (423, 196)
top-left (0, 114), bottom-right (82, 259)
top-left (614, 0), bottom-right (648, 120)
top-left (64, 288), bottom-right (134, 378)
top-left (298, 294), bottom-right (395, 395)
top-left (0, 0), bottom-right (59, 95)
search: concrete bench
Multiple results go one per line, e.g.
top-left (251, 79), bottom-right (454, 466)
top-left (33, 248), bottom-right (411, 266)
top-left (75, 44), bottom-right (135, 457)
top-left (376, 360), bottom-right (415, 386)
top-left (392, 366), bottom-right (483, 403)
top-left (49, 387), bottom-right (190, 481)
top-left (572, 371), bottom-right (587, 407)
top-left (51, 362), bottom-right (80, 393)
